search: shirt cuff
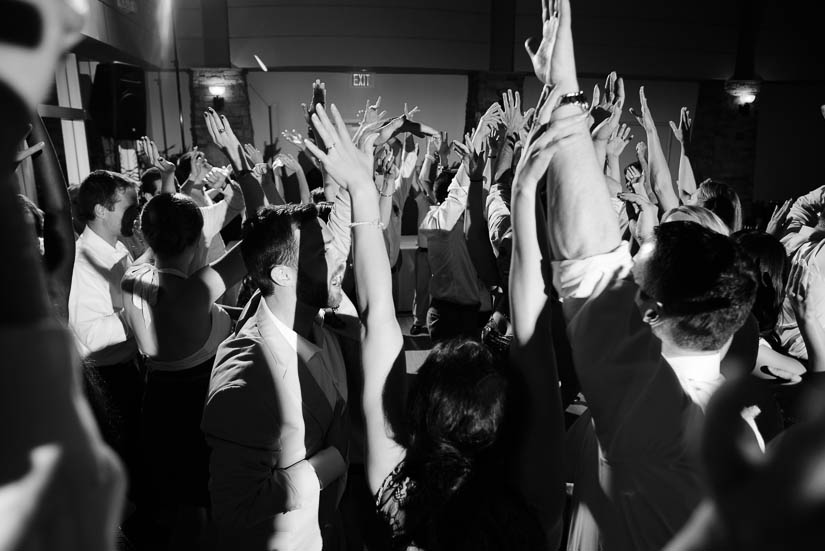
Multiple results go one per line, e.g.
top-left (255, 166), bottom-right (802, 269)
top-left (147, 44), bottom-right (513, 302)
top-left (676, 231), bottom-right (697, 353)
top-left (285, 459), bottom-right (321, 508)
top-left (552, 242), bottom-right (633, 299)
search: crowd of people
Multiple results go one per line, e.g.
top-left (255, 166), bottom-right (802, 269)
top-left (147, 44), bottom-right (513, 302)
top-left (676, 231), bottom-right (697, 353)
top-left (4, 0), bottom-right (825, 550)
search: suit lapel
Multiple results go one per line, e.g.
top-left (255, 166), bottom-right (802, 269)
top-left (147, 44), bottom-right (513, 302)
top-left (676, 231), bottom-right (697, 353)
top-left (254, 299), bottom-right (337, 447)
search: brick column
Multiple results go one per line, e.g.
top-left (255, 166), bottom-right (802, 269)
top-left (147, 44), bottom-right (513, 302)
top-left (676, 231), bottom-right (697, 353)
top-left (189, 68), bottom-right (254, 165)
top-left (465, 72), bottom-right (525, 135)
top-left (689, 80), bottom-right (760, 215)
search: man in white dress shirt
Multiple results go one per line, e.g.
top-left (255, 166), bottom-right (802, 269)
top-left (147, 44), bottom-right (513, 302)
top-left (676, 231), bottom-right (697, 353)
top-left (68, 169), bottom-right (142, 498)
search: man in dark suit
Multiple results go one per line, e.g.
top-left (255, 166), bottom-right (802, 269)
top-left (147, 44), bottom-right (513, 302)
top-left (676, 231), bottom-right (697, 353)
top-left (202, 203), bottom-right (349, 551)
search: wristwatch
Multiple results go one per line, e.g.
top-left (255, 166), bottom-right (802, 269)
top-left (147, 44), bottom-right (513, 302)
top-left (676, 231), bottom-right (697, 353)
top-left (558, 91), bottom-right (590, 112)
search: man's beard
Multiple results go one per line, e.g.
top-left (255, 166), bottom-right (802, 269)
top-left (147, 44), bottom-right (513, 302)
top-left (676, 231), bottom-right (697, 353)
top-left (298, 264), bottom-right (345, 310)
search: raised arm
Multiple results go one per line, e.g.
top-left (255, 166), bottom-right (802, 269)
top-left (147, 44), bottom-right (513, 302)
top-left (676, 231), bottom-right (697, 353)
top-left (508, 85), bottom-right (585, 546)
top-left (605, 123), bottom-right (632, 184)
top-left (139, 136), bottom-right (177, 194)
top-left (669, 107), bottom-right (697, 202)
top-left (541, 0), bottom-right (621, 260)
top-left (630, 88), bottom-right (679, 213)
top-left (590, 71), bottom-right (625, 171)
top-left (304, 103), bottom-right (405, 494)
top-left (786, 185), bottom-right (825, 232)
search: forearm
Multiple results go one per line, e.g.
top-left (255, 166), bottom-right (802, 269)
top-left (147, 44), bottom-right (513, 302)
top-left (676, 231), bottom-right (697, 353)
top-left (295, 169), bottom-right (311, 204)
top-left (645, 130), bottom-right (679, 212)
top-left (677, 148), bottom-right (697, 199)
top-left (508, 182), bottom-right (565, 539)
top-left (605, 153), bottom-right (621, 184)
top-left (487, 183), bottom-right (511, 252)
top-left (592, 139), bottom-right (608, 173)
top-left (160, 172), bottom-right (177, 195)
top-left (261, 170), bottom-right (285, 206)
top-left (200, 242), bottom-right (247, 304)
top-left (326, 186), bottom-right (353, 262)
top-left (798, 316), bottom-right (825, 372)
top-left (236, 172), bottom-right (265, 221)
top-left (547, 107), bottom-right (621, 260)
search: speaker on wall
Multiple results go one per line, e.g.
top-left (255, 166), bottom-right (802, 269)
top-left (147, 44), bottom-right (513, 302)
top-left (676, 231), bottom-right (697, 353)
top-left (89, 62), bottom-right (146, 140)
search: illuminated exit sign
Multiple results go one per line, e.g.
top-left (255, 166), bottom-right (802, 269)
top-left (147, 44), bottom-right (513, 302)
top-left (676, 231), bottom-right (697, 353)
top-left (352, 73), bottom-right (374, 88)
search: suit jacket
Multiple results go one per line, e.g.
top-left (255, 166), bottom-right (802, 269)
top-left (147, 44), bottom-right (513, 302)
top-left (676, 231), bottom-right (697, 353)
top-left (202, 294), bottom-right (349, 551)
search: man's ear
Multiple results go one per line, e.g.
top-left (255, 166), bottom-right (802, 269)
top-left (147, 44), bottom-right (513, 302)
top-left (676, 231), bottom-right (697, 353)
top-left (642, 302), bottom-right (663, 326)
top-left (269, 265), bottom-right (294, 288)
top-left (93, 203), bottom-right (108, 220)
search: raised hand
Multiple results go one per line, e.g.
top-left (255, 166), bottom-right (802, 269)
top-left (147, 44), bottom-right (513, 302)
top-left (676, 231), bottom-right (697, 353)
top-left (139, 136), bottom-right (175, 176)
top-left (766, 198), bottom-right (793, 237)
top-left (618, 191), bottom-right (658, 243)
top-left (403, 103), bottom-right (420, 119)
top-left (301, 79), bottom-right (326, 124)
top-left (204, 107), bottom-right (248, 171)
top-left (591, 71), bottom-right (625, 142)
top-left (629, 86), bottom-right (657, 133)
top-left (274, 152), bottom-right (302, 174)
top-left (358, 97), bottom-right (387, 126)
top-left (188, 150), bottom-right (209, 186)
top-left (471, 102), bottom-right (504, 152)
top-left (524, 0), bottom-right (560, 85)
top-left (281, 129), bottom-right (305, 149)
top-left (452, 133), bottom-right (485, 182)
top-left (303, 103), bottom-right (378, 194)
top-left (606, 123), bottom-right (633, 157)
top-left (514, 108), bottom-right (589, 187)
top-left (203, 166), bottom-right (231, 191)
top-left (669, 106), bottom-right (693, 148)
top-left (436, 131), bottom-right (451, 163)
top-left (244, 143), bottom-right (264, 165)
top-left (501, 89), bottom-right (528, 136)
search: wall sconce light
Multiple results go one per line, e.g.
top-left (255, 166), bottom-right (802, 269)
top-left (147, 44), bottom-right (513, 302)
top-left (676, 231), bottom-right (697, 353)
top-left (209, 85), bottom-right (226, 110)
top-left (724, 79), bottom-right (760, 114)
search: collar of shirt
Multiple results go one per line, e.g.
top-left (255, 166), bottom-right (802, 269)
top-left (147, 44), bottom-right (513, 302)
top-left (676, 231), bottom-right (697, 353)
top-left (78, 226), bottom-right (131, 267)
top-left (662, 351), bottom-right (724, 411)
top-left (260, 299), bottom-right (325, 363)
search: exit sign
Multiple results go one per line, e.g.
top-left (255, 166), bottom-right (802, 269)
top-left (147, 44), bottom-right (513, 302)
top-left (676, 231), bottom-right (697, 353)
top-left (352, 73), bottom-right (374, 88)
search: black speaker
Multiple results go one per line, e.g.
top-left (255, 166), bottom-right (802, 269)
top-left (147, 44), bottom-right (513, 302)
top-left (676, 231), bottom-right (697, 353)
top-left (89, 62), bottom-right (146, 139)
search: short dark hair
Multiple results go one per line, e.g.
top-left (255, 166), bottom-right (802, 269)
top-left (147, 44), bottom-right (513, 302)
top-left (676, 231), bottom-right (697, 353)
top-left (139, 193), bottom-right (204, 257)
top-left (139, 167), bottom-right (161, 197)
top-left (694, 180), bottom-right (743, 232)
top-left (732, 230), bottom-right (789, 337)
top-left (241, 203), bottom-right (318, 295)
top-left (646, 221), bottom-right (757, 351)
top-left (76, 170), bottom-right (135, 222)
top-left (433, 169), bottom-right (456, 205)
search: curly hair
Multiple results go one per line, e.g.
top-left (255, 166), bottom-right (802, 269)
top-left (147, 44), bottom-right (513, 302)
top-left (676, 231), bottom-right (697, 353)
top-left (398, 339), bottom-right (523, 549)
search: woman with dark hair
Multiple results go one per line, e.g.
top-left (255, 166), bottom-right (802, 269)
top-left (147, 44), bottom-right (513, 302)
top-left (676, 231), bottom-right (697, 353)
top-left (303, 97), bottom-right (566, 550)
top-left (120, 192), bottom-right (247, 549)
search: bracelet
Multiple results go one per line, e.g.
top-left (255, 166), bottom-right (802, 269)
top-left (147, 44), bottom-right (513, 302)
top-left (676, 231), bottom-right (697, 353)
top-left (349, 220), bottom-right (385, 230)
top-left (379, 190), bottom-right (393, 198)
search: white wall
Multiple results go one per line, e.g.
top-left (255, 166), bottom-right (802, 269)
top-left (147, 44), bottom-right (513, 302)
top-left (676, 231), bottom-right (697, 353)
top-left (246, 71), bottom-right (468, 154)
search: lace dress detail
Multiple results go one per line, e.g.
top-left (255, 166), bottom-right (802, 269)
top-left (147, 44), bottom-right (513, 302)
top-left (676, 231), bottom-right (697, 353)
top-left (375, 461), bottom-right (420, 549)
